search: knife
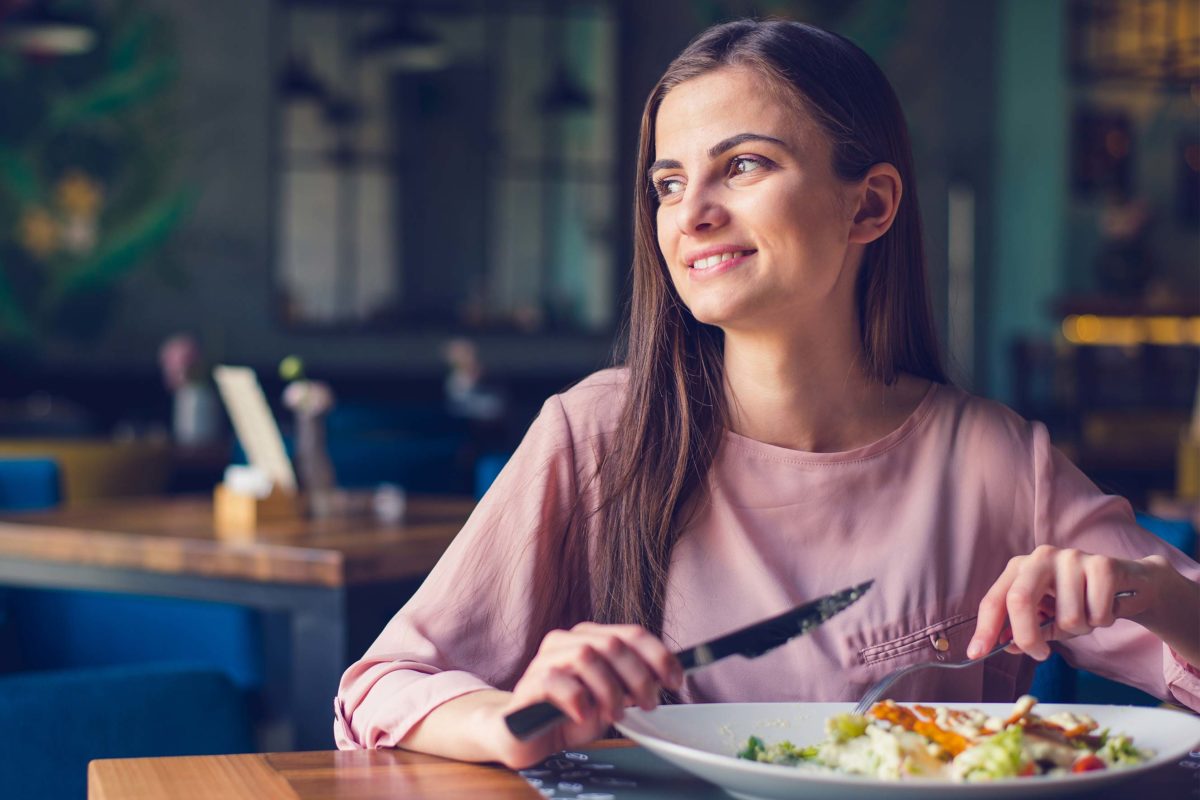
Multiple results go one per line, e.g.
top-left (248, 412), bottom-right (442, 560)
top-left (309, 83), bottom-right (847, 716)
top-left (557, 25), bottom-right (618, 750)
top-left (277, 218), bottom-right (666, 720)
top-left (504, 579), bottom-right (874, 741)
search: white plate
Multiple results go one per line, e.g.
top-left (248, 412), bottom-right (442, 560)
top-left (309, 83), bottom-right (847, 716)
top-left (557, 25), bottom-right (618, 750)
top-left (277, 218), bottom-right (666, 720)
top-left (615, 702), bottom-right (1200, 799)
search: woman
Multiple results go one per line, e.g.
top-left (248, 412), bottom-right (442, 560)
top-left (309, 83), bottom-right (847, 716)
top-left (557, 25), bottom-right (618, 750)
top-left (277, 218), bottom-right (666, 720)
top-left (335, 19), bottom-right (1200, 768)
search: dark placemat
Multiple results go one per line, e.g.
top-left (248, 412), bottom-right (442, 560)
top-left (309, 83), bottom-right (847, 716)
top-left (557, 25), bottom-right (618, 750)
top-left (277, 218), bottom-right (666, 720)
top-left (519, 746), bottom-right (726, 799)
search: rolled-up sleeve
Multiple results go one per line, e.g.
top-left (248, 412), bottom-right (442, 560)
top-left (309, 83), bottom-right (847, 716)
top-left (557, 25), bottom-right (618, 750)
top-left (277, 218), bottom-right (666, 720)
top-left (1031, 423), bottom-right (1200, 710)
top-left (335, 394), bottom-right (593, 748)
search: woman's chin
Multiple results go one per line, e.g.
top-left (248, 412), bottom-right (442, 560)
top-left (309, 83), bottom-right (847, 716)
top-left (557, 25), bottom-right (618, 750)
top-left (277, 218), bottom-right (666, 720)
top-left (681, 294), bottom-right (736, 323)
top-left (685, 299), bottom-right (760, 330)
top-left (687, 307), bottom-right (734, 329)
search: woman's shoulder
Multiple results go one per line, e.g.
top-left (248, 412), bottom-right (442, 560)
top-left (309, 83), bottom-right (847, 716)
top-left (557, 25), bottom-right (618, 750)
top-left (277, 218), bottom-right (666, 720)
top-left (931, 382), bottom-right (1046, 455)
top-left (545, 366), bottom-right (629, 439)
top-left (560, 365), bottom-right (630, 397)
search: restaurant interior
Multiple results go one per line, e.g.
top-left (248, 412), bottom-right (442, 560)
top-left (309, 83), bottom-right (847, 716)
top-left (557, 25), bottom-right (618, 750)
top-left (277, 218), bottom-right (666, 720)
top-left (0, 0), bottom-right (1197, 797)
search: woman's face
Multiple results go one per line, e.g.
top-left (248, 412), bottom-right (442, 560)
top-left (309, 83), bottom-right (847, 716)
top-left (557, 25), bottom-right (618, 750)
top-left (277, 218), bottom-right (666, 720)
top-left (652, 67), bottom-right (860, 333)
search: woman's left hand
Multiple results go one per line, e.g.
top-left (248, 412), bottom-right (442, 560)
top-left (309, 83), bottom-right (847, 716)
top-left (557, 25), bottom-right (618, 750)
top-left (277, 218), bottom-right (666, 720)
top-left (967, 544), bottom-right (1169, 661)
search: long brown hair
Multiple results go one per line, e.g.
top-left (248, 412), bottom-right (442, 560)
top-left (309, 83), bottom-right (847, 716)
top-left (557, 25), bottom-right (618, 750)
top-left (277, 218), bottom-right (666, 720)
top-left (591, 19), bottom-right (946, 639)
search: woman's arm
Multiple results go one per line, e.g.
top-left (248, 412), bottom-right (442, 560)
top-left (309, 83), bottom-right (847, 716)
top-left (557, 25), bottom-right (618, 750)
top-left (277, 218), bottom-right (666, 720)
top-left (966, 422), bottom-right (1200, 708)
top-left (1133, 557), bottom-right (1200, 666)
top-left (399, 690), bottom-right (515, 763)
top-left (337, 376), bottom-right (653, 756)
top-left (399, 623), bottom-right (682, 769)
top-left (336, 394), bottom-right (587, 751)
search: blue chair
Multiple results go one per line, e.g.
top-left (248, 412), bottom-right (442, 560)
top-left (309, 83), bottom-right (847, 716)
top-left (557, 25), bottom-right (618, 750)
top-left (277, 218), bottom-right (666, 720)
top-left (1028, 652), bottom-right (1075, 702)
top-left (327, 402), bottom-right (469, 493)
top-left (0, 662), bottom-right (251, 800)
top-left (328, 433), bottom-right (467, 492)
top-left (474, 451), bottom-right (511, 499)
top-left (235, 402), bottom-right (471, 493)
top-left (1030, 511), bottom-right (1195, 705)
top-left (0, 457), bottom-right (61, 673)
top-left (0, 456), bottom-right (261, 705)
top-left (0, 456), bottom-right (60, 509)
top-left (9, 591), bottom-right (263, 691)
top-left (0, 458), bottom-right (254, 798)
top-left (1136, 512), bottom-right (1196, 554)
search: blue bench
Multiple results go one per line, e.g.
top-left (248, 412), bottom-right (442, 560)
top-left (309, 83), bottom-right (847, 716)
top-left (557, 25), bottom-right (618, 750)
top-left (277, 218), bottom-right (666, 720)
top-left (0, 457), bottom-right (264, 694)
top-left (0, 457), bottom-right (255, 799)
top-left (0, 662), bottom-right (251, 800)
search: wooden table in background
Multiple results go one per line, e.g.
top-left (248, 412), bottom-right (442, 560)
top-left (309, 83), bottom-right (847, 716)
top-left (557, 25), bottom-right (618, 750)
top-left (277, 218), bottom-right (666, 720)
top-left (0, 495), bottom-right (475, 750)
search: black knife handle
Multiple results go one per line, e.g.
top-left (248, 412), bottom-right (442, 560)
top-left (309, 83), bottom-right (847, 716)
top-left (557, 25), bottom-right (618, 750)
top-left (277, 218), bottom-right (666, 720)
top-left (504, 701), bottom-right (566, 741)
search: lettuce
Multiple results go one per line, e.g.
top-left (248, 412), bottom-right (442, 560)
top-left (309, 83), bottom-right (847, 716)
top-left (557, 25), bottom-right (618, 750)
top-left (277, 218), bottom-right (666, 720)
top-left (826, 713), bottom-right (869, 743)
top-left (1098, 734), bottom-right (1150, 766)
top-left (737, 735), bottom-right (767, 761)
top-left (952, 726), bottom-right (1029, 782)
top-left (737, 735), bottom-right (818, 765)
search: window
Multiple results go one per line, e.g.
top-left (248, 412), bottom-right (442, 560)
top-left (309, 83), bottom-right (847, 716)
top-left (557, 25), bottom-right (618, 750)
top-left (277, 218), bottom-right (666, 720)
top-left (273, 0), bottom-right (618, 334)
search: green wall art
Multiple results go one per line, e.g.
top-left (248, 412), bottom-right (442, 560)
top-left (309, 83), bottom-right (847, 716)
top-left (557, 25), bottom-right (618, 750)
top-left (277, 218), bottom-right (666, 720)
top-left (0, 0), bottom-right (192, 348)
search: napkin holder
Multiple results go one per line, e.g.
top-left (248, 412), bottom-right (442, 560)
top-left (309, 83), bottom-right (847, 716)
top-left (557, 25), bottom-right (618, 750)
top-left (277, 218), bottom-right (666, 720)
top-left (214, 482), bottom-right (301, 539)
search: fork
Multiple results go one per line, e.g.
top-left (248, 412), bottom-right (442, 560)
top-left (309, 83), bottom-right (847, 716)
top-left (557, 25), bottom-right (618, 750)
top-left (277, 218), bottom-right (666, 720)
top-left (851, 590), bottom-right (1137, 716)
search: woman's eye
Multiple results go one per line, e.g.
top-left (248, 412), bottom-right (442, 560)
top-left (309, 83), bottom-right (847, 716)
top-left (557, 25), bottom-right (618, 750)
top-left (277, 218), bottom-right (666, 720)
top-left (731, 155), bottom-right (765, 175)
top-left (654, 177), bottom-right (684, 197)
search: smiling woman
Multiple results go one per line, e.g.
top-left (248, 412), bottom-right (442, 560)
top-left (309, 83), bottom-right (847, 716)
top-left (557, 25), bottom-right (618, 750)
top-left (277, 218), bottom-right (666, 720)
top-left (334, 18), bottom-right (1200, 772)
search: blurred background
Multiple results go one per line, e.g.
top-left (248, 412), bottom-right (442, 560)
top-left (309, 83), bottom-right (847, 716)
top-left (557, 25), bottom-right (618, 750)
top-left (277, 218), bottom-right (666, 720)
top-left (0, 0), bottom-right (1195, 507)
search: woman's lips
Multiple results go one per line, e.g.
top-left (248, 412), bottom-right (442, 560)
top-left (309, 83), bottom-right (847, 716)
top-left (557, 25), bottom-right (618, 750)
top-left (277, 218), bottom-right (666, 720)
top-left (687, 250), bottom-right (755, 281)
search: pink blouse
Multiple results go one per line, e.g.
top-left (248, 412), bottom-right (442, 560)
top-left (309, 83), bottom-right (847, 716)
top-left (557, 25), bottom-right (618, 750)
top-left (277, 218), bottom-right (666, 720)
top-left (335, 369), bottom-right (1200, 749)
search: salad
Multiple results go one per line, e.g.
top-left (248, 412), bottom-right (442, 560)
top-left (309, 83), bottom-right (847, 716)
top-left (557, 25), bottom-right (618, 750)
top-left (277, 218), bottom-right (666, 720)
top-left (736, 696), bottom-right (1152, 781)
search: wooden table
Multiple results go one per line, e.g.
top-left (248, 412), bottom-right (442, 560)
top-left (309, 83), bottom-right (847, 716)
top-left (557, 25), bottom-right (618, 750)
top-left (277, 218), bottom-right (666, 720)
top-left (0, 494), bottom-right (475, 750)
top-left (88, 747), bottom-right (553, 800)
top-left (87, 739), bottom-right (1200, 799)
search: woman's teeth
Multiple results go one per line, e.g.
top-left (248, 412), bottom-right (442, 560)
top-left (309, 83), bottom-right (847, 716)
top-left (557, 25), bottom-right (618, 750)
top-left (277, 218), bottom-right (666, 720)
top-left (691, 251), bottom-right (750, 269)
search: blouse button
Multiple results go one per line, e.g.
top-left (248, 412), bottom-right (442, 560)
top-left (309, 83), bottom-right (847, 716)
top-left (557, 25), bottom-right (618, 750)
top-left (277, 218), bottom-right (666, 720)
top-left (932, 635), bottom-right (950, 653)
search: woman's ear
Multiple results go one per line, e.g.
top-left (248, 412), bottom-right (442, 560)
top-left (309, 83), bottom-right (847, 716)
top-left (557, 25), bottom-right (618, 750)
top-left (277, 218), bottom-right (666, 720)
top-left (848, 163), bottom-right (902, 245)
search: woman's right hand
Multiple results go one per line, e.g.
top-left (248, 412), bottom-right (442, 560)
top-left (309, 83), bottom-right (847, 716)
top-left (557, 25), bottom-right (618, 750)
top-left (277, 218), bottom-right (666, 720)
top-left (487, 622), bottom-right (683, 769)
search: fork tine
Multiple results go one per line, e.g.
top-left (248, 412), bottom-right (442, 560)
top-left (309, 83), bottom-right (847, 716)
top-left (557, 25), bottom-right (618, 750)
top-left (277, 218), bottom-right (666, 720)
top-left (853, 663), bottom-right (914, 715)
top-left (853, 676), bottom-right (888, 716)
top-left (853, 686), bottom-right (871, 715)
top-left (857, 682), bottom-right (884, 714)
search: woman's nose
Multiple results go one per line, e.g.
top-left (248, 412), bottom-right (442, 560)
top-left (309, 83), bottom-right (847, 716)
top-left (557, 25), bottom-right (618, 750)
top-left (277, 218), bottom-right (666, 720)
top-left (675, 184), bottom-right (729, 234)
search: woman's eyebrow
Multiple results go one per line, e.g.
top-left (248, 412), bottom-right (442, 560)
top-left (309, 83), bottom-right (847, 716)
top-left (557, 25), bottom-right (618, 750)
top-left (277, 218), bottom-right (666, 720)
top-left (707, 132), bottom-right (788, 159)
top-left (648, 132), bottom-right (790, 180)
top-left (647, 158), bottom-right (682, 180)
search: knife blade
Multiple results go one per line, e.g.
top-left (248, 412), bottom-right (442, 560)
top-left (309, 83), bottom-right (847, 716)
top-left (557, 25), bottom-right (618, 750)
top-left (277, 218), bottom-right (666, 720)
top-left (504, 579), bottom-right (873, 741)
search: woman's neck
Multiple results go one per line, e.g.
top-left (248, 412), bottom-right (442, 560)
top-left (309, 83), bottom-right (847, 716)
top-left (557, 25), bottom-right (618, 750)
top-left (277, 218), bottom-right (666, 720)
top-left (721, 326), bottom-right (929, 453)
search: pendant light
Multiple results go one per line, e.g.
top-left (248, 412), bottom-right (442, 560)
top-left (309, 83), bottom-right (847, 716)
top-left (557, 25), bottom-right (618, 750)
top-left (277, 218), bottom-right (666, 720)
top-left (0, 0), bottom-right (97, 56)
top-left (278, 53), bottom-right (327, 104)
top-left (538, 5), bottom-right (591, 115)
top-left (353, 6), bottom-right (450, 73)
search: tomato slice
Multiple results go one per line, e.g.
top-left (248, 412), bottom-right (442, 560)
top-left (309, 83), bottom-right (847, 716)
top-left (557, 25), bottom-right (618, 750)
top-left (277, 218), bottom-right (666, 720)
top-left (1072, 754), bottom-right (1106, 773)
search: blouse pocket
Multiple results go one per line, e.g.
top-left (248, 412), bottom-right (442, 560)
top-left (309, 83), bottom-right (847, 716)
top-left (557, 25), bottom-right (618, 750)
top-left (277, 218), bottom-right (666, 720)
top-left (859, 613), bottom-right (977, 666)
